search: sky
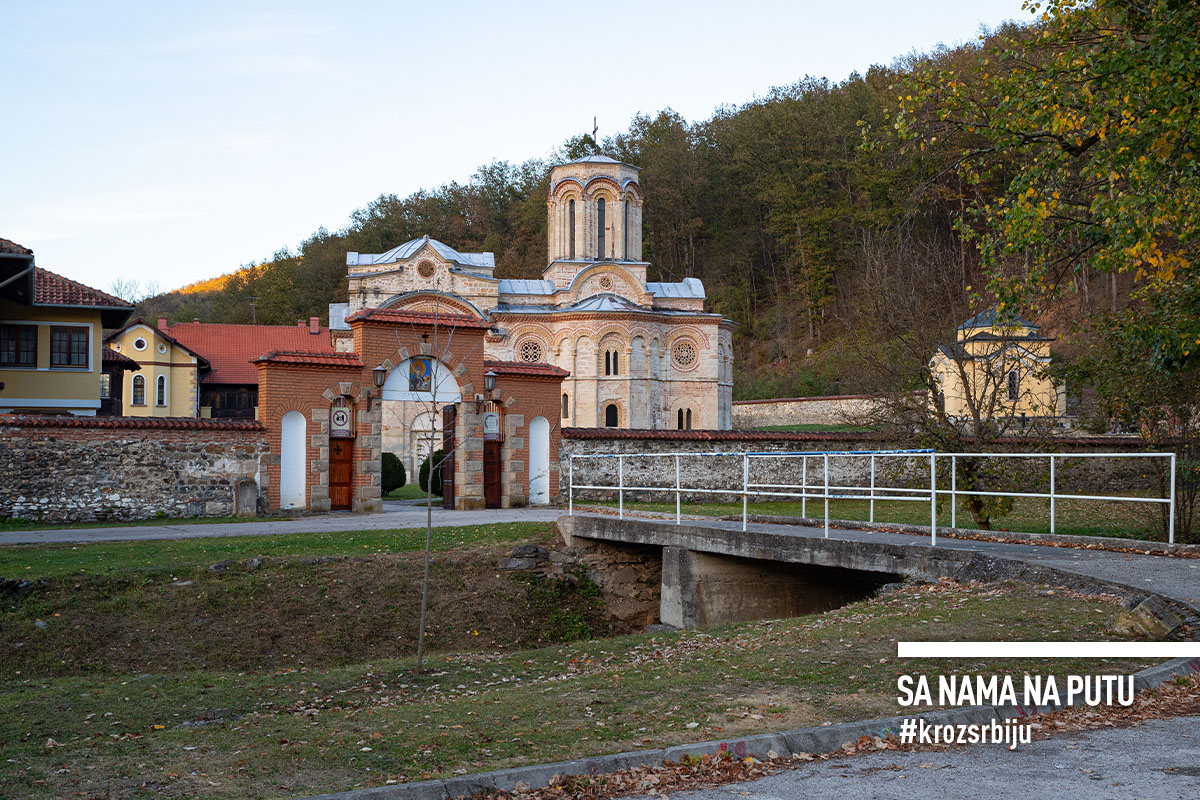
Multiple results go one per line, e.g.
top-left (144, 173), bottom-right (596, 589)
top-left (1, 0), bottom-right (1033, 296)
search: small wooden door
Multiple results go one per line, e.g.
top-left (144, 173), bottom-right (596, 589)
top-left (329, 439), bottom-right (353, 511)
top-left (484, 440), bottom-right (502, 509)
top-left (441, 406), bottom-right (456, 510)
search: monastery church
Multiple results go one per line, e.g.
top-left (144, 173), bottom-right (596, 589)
top-left (330, 154), bottom-right (736, 475)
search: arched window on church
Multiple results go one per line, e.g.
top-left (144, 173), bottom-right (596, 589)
top-left (623, 199), bottom-right (630, 259)
top-left (596, 198), bottom-right (605, 258)
top-left (568, 199), bottom-right (576, 259)
top-left (612, 350), bottom-right (619, 375)
top-left (562, 393), bottom-right (570, 419)
top-left (677, 409), bottom-right (684, 430)
top-left (604, 351), bottom-right (611, 376)
top-left (686, 409), bottom-right (692, 429)
top-left (605, 403), bottom-right (618, 427)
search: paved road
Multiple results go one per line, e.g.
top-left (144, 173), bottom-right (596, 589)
top-left (0, 503), bottom-right (563, 545)
top-left (619, 715), bottom-right (1200, 800)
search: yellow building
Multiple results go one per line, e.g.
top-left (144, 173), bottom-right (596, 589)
top-left (930, 308), bottom-right (1066, 423)
top-left (104, 319), bottom-right (207, 417)
top-left (1, 238), bottom-right (134, 416)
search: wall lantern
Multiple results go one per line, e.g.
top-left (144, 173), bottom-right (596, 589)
top-left (367, 364), bottom-right (388, 411)
top-left (484, 369), bottom-right (498, 393)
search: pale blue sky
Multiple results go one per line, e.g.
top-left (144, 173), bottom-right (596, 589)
top-left (1, 0), bottom-right (1032, 294)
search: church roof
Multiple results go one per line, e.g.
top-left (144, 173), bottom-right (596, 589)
top-left (559, 153), bottom-right (641, 170)
top-left (497, 278), bottom-right (555, 295)
top-left (957, 307), bottom-right (1038, 331)
top-left (646, 277), bottom-right (705, 299)
top-left (346, 236), bottom-right (495, 271)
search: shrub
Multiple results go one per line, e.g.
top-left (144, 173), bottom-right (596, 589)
top-left (418, 449), bottom-right (444, 496)
top-left (381, 452), bottom-right (406, 495)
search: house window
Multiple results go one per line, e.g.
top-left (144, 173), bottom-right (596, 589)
top-left (156, 375), bottom-right (167, 406)
top-left (604, 403), bottom-right (618, 427)
top-left (409, 357), bottom-right (433, 392)
top-left (0, 324), bottom-right (36, 367)
top-left (568, 199), bottom-right (576, 259)
top-left (132, 375), bottom-right (146, 405)
top-left (50, 326), bottom-right (88, 368)
top-left (596, 198), bottom-right (605, 258)
top-left (562, 393), bottom-right (570, 419)
top-left (1006, 369), bottom-right (1020, 401)
top-left (99, 373), bottom-right (111, 399)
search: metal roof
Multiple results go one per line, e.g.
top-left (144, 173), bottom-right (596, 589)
top-left (559, 153), bottom-right (641, 170)
top-left (646, 277), bottom-right (705, 299)
top-left (346, 236), bottom-right (495, 270)
top-left (497, 279), bottom-right (555, 295)
top-left (957, 307), bottom-right (1038, 331)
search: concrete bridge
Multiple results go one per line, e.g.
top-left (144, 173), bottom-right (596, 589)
top-left (559, 513), bottom-right (1200, 630)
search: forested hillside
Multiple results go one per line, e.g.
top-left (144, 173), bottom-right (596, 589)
top-left (138, 15), bottom-right (1157, 401)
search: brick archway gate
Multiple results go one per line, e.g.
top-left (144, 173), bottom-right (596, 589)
top-left (256, 308), bottom-right (567, 512)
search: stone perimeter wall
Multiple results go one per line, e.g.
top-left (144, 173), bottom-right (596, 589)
top-left (0, 416), bottom-right (268, 523)
top-left (559, 430), bottom-right (1159, 503)
top-left (731, 395), bottom-right (886, 428)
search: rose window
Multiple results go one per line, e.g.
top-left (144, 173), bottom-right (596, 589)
top-left (518, 340), bottom-right (545, 363)
top-left (416, 260), bottom-right (435, 278)
top-left (672, 340), bottom-right (697, 369)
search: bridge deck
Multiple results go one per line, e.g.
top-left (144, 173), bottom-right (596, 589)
top-left (560, 513), bottom-right (1200, 615)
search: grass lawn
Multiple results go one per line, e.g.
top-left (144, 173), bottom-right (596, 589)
top-left (0, 578), bottom-right (1154, 799)
top-left (385, 484), bottom-right (436, 501)
top-left (0, 522), bottom-right (552, 579)
top-left (586, 495), bottom-right (1168, 540)
top-left (0, 514), bottom-right (288, 533)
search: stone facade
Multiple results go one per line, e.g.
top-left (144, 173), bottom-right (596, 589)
top-left (333, 153), bottom-right (736, 451)
top-left (0, 416), bottom-right (267, 523)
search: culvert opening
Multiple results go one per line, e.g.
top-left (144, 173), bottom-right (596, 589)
top-left (660, 548), bottom-right (903, 629)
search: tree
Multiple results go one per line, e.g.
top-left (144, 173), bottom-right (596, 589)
top-left (381, 452), bottom-right (406, 495)
top-left (841, 227), bottom-right (1065, 529)
top-left (893, 1), bottom-right (1199, 315)
top-left (417, 449), bottom-right (444, 497)
top-left (1056, 282), bottom-right (1199, 542)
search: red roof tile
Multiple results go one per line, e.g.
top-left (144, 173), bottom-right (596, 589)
top-left (253, 350), bottom-right (365, 369)
top-left (168, 322), bottom-right (336, 384)
top-left (484, 359), bottom-right (570, 378)
top-left (0, 237), bottom-right (33, 256)
top-left (33, 267), bottom-right (133, 309)
top-left (102, 348), bottom-right (141, 370)
top-left (0, 414), bottom-right (264, 432)
top-left (344, 307), bottom-right (491, 329)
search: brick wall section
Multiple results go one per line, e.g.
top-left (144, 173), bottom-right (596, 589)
top-left (0, 416), bottom-right (266, 523)
top-left (731, 394), bottom-right (893, 428)
top-left (495, 374), bottom-right (563, 507)
top-left (256, 316), bottom-right (566, 512)
top-left (255, 360), bottom-right (366, 513)
top-left (560, 430), bottom-right (1162, 502)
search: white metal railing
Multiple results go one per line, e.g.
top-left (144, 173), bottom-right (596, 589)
top-left (566, 449), bottom-right (1179, 546)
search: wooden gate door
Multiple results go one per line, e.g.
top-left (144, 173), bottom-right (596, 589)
top-left (484, 440), bottom-right (502, 509)
top-left (441, 406), bottom-right (456, 510)
top-left (329, 439), bottom-right (353, 511)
